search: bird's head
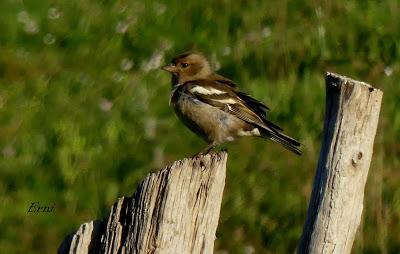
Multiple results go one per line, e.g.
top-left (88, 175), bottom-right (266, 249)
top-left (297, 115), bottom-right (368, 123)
top-left (161, 52), bottom-right (212, 84)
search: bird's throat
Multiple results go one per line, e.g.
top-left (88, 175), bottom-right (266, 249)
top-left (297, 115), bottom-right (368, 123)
top-left (171, 73), bottom-right (179, 88)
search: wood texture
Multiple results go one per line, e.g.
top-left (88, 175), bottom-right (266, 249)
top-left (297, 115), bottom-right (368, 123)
top-left (58, 152), bottom-right (228, 254)
top-left (298, 72), bottom-right (383, 253)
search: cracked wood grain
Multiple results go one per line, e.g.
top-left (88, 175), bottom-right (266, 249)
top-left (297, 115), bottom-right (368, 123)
top-left (58, 152), bottom-right (227, 254)
top-left (298, 73), bottom-right (383, 254)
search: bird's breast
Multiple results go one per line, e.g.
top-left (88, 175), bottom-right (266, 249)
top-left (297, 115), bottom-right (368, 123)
top-left (170, 87), bottom-right (249, 143)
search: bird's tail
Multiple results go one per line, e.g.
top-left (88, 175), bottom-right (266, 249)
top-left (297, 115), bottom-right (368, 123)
top-left (260, 129), bottom-right (302, 155)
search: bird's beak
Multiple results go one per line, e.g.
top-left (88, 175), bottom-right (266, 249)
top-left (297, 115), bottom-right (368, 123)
top-left (161, 63), bottom-right (178, 73)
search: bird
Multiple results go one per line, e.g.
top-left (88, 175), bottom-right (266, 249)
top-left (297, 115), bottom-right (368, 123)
top-left (161, 52), bottom-right (302, 155)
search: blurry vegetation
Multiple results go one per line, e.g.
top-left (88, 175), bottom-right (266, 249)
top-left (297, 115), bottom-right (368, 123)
top-left (0, 0), bottom-right (399, 253)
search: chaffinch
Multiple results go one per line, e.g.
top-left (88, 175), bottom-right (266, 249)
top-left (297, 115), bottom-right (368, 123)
top-left (161, 52), bottom-right (302, 155)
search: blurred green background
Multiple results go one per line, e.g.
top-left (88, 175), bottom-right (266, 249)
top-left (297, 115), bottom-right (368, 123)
top-left (0, 0), bottom-right (399, 253)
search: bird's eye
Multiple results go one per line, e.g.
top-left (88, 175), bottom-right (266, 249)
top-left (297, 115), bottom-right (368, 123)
top-left (181, 63), bottom-right (189, 68)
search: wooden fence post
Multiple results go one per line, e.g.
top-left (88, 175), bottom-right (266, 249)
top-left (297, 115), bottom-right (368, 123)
top-left (298, 72), bottom-right (383, 253)
top-left (58, 152), bottom-right (227, 254)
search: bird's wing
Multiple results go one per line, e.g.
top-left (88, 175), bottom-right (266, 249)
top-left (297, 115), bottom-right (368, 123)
top-left (235, 91), bottom-right (285, 131)
top-left (184, 79), bottom-right (282, 132)
top-left (184, 79), bottom-right (302, 155)
top-left (214, 79), bottom-right (281, 131)
top-left (208, 73), bottom-right (270, 114)
top-left (215, 79), bottom-right (271, 117)
top-left (235, 91), bottom-right (270, 118)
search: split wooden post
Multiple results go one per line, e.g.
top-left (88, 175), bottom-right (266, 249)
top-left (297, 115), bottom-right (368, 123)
top-left (298, 72), bottom-right (383, 253)
top-left (58, 152), bottom-right (227, 254)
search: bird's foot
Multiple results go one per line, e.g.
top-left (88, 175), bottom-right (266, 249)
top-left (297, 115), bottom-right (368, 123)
top-left (191, 143), bottom-right (217, 158)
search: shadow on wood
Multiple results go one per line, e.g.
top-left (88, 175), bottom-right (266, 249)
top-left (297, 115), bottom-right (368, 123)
top-left (298, 72), bottom-right (383, 253)
top-left (58, 152), bottom-right (227, 254)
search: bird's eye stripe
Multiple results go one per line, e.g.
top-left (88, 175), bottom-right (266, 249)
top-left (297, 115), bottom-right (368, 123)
top-left (190, 86), bottom-right (226, 95)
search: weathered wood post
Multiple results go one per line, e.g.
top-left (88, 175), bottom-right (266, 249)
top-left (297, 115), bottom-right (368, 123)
top-left (298, 73), bottom-right (383, 253)
top-left (58, 152), bottom-right (227, 254)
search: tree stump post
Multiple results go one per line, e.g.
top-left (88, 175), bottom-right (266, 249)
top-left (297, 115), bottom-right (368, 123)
top-left (59, 152), bottom-right (228, 254)
top-left (298, 72), bottom-right (383, 253)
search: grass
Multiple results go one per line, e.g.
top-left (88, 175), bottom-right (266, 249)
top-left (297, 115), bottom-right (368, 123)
top-left (0, 0), bottom-right (399, 253)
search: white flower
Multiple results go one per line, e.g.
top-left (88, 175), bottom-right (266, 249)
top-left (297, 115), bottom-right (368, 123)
top-left (141, 51), bottom-right (164, 72)
top-left (112, 72), bottom-right (124, 83)
top-left (115, 21), bottom-right (130, 34)
top-left (17, 11), bottom-right (30, 23)
top-left (43, 33), bottom-right (56, 45)
top-left (120, 58), bottom-right (133, 71)
top-left (99, 98), bottom-right (113, 112)
top-left (261, 26), bottom-right (271, 38)
top-left (17, 10), bottom-right (39, 34)
top-left (48, 7), bottom-right (61, 20)
top-left (24, 21), bottom-right (39, 34)
top-left (384, 66), bottom-right (393, 77)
